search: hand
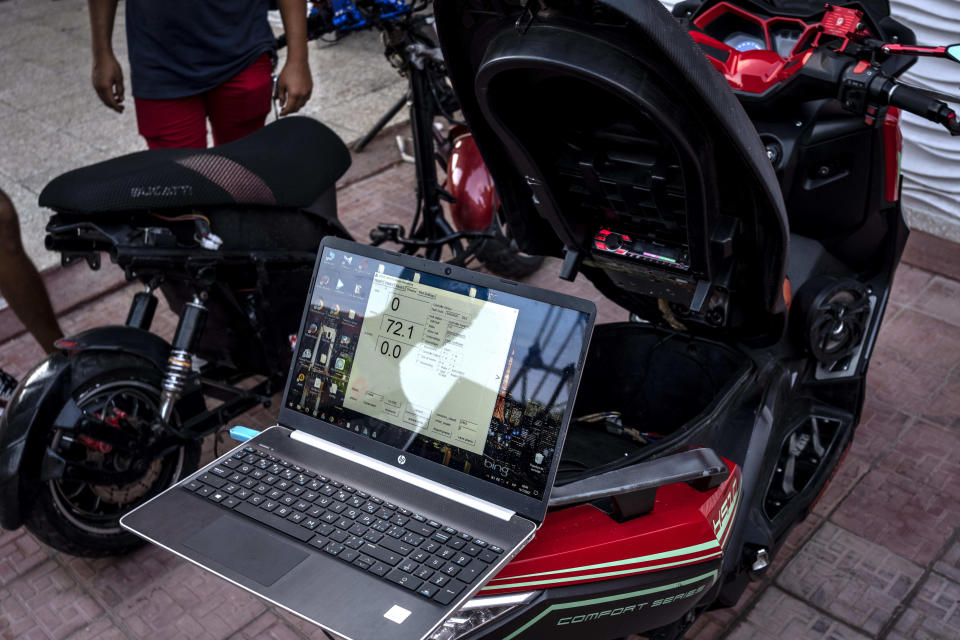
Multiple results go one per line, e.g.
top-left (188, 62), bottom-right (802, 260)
top-left (92, 52), bottom-right (124, 112)
top-left (275, 60), bottom-right (312, 116)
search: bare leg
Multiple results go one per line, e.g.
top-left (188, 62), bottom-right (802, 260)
top-left (0, 188), bottom-right (62, 353)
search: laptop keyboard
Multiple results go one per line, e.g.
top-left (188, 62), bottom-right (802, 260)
top-left (183, 446), bottom-right (506, 606)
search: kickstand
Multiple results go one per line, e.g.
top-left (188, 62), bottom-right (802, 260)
top-left (352, 91), bottom-right (410, 152)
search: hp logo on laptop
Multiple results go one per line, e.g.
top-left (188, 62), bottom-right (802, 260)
top-left (397, 455), bottom-right (406, 465)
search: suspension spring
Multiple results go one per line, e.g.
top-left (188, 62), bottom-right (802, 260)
top-left (158, 296), bottom-right (207, 424)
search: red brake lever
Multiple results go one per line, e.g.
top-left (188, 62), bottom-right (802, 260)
top-left (881, 43), bottom-right (960, 63)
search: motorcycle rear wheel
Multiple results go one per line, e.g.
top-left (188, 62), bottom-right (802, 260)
top-left (23, 354), bottom-right (200, 557)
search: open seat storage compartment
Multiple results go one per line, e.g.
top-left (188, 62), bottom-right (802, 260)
top-left (559, 322), bottom-right (751, 483)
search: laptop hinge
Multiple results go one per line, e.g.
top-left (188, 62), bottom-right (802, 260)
top-left (290, 431), bottom-right (516, 522)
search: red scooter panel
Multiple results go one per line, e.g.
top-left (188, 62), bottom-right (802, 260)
top-left (481, 462), bottom-right (741, 595)
top-left (691, 2), bottom-right (819, 95)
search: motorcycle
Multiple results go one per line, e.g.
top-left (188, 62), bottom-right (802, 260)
top-left (408, 0), bottom-right (957, 638)
top-left (0, 0), bottom-right (533, 556)
top-left (287, 0), bottom-right (545, 275)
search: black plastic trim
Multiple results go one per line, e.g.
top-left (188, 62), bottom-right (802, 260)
top-left (549, 448), bottom-right (729, 520)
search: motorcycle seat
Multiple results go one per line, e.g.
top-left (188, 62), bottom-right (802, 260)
top-left (39, 117), bottom-right (351, 215)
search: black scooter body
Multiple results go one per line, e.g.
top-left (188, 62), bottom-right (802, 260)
top-left (0, 352), bottom-right (71, 530)
top-left (429, 0), bottom-right (911, 637)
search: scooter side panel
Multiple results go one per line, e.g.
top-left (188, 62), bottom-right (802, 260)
top-left (468, 560), bottom-right (721, 640)
top-left (479, 464), bottom-right (741, 595)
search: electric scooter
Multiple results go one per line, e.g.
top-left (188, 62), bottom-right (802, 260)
top-left (410, 0), bottom-right (959, 638)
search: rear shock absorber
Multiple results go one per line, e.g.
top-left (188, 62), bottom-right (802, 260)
top-left (159, 294), bottom-right (207, 424)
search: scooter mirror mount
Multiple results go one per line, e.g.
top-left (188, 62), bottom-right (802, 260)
top-left (879, 42), bottom-right (960, 65)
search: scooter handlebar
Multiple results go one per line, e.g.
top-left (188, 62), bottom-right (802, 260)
top-left (842, 62), bottom-right (960, 135)
top-left (886, 82), bottom-right (960, 135)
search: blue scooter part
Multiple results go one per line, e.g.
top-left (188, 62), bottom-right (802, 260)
top-left (229, 426), bottom-right (261, 443)
top-left (330, 0), bottom-right (412, 33)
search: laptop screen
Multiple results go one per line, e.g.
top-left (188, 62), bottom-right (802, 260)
top-left (284, 247), bottom-right (590, 501)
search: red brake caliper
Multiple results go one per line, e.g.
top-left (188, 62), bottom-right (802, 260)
top-left (78, 409), bottom-right (126, 454)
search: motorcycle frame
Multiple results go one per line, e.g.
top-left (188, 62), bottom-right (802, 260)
top-left (339, 11), bottom-right (497, 260)
top-left (0, 207), bottom-right (345, 530)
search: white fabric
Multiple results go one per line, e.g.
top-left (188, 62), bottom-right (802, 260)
top-left (890, 0), bottom-right (960, 241)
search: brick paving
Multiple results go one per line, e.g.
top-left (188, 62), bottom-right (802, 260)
top-left (726, 588), bottom-right (872, 640)
top-left (111, 561), bottom-right (266, 640)
top-left (0, 561), bottom-right (103, 640)
top-left (934, 538), bottom-right (960, 584)
top-left (887, 572), bottom-right (960, 640)
top-left (830, 466), bottom-right (960, 567)
top-left (777, 523), bottom-right (923, 634)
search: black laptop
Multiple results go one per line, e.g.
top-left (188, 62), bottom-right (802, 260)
top-left (122, 237), bottom-right (595, 640)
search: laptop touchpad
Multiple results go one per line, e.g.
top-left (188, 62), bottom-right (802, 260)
top-left (185, 516), bottom-right (307, 587)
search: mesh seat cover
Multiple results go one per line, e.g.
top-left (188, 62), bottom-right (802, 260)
top-left (39, 117), bottom-right (351, 214)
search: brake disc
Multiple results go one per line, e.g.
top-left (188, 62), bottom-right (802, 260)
top-left (88, 452), bottom-right (164, 504)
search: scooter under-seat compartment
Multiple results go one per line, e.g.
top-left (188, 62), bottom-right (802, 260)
top-left (561, 322), bottom-right (749, 479)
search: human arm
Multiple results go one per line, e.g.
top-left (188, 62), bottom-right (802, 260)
top-left (88, 0), bottom-right (125, 112)
top-left (275, 0), bottom-right (313, 115)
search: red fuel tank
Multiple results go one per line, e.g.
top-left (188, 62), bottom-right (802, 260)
top-left (447, 129), bottom-right (498, 231)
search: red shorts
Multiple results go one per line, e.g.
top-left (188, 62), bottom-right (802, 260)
top-left (134, 53), bottom-right (273, 149)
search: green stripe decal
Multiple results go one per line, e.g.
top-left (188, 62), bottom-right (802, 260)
top-left (718, 486), bottom-right (740, 546)
top-left (482, 552), bottom-right (721, 591)
top-left (501, 569), bottom-right (719, 640)
top-left (489, 476), bottom-right (740, 587)
top-left (714, 482), bottom-right (739, 544)
top-left (486, 539), bottom-right (719, 583)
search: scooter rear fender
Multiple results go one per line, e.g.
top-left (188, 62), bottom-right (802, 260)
top-left (0, 326), bottom-right (172, 530)
top-left (0, 353), bottom-right (72, 530)
top-left (54, 325), bottom-right (172, 370)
